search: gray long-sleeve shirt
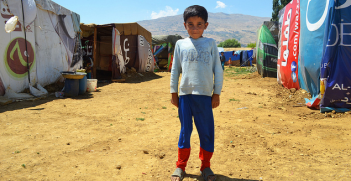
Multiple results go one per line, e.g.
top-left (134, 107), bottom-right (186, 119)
top-left (170, 37), bottom-right (223, 96)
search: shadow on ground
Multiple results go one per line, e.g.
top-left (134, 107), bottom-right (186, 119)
top-left (185, 174), bottom-right (259, 181)
top-left (0, 93), bottom-right (94, 113)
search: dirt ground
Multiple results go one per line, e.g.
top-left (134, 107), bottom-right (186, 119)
top-left (1, 67), bottom-right (351, 181)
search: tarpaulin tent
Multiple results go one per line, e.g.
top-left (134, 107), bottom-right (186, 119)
top-left (256, 25), bottom-right (278, 77)
top-left (0, 0), bottom-right (82, 97)
top-left (218, 51), bottom-right (240, 66)
top-left (298, 0), bottom-right (331, 108)
top-left (277, 0), bottom-right (300, 89)
top-left (152, 34), bottom-right (182, 71)
top-left (80, 23), bottom-right (154, 80)
top-left (223, 48), bottom-right (257, 65)
top-left (320, 0), bottom-right (351, 112)
top-left (263, 21), bottom-right (280, 47)
top-left (275, 0), bottom-right (351, 112)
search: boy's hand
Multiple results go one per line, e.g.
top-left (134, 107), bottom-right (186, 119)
top-left (171, 93), bottom-right (179, 108)
top-left (212, 94), bottom-right (220, 108)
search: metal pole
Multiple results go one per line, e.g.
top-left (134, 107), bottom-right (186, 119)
top-left (21, 0), bottom-right (30, 84)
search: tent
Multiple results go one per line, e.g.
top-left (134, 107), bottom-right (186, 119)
top-left (320, 0), bottom-right (351, 112)
top-left (275, 0), bottom-right (351, 112)
top-left (297, 0), bottom-right (330, 108)
top-left (256, 25), bottom-right (278, 77)
top-left (80, 23), bottom-right (154, 80)
top-left (0, 0), bottom-right (82, 96)
top-left (152, 34), bottom-right (182, 71)
top-left (218, 48), bottom-right (256, 66)
top-left (277, 0), bottom-right (300, 89)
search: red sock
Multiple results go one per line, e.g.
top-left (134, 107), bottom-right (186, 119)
top-left (199, 147), bottom-right (213, 171)
top-left (176, 147), bottom-right (191, 171)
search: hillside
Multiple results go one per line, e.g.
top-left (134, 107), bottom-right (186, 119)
top-left (138, 12), bottom-right (270, 46)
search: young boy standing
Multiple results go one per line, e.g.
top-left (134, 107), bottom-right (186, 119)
top-left (170, 5), bottom-right (223, 181)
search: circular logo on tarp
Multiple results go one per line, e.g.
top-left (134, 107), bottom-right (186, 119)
top-left (291, 61), bottom-right (297, 72)
top-left (4, 38), bottom-right (35, 78)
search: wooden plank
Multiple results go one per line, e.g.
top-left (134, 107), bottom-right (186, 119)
top-left (93, 27), bottom-right (98, 78)
top-left (111, 79), bottom-right (126, 83)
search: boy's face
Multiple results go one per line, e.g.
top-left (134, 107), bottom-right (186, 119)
top-left (184, 16), bottom-right (208, 39)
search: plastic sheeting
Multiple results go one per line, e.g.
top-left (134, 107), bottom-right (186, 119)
top-left (0, 0), bottom-right (81, 96)
top-left (277, 0), bottom-right (300, 89)
top-left (138, 35), bottom-right (154, 72)
top-left (298, 0), bottom-right (331, 107)
top-left (7, 0), bottom-right (37, 25)
top-left (256, 25), bottom-right (278, 78)
top-left (34, 0), bottom-right (71, 15)
top-left (320, 0), bottom-right (351, 111)
top-left (152, 35), bottom-right (182, 46)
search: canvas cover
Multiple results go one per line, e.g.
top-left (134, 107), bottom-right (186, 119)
top-left (263, 21), bottom-right (280, 45)
top-left (0, 0), bottom-right (82, 96)
top-left (152, 35), bottom-right (182, 71)
top-left (277, 0), bottom-right (301, 89)
top-left (81, 23), bottom-right (153, 74)
top-left (152, 35), bottom-right (182, 46)
top-left (298, 0), bottom-right (332, 107)
top-left (256, 25), bottom-right (278, 77)
top-left (320, 0), bottom-right (351, 111)
top-left (138, 35), bottom-right (154, 72)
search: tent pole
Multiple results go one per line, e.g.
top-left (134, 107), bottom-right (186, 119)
top-left (93, 26), bottom-right (97, 79)
top-left (21, 0), bottom-right (30, 84)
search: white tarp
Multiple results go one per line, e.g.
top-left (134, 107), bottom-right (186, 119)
top-left (0, 0), bottom-right (81, 96)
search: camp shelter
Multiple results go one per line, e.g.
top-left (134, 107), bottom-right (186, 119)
top-left (263, 21), bottom-right (279, 47)
top-left (152, 34), bottom-right (183, 71)
top-left (224, 48), bottom-right (256, 65)
top-left (296, 0), bottom-right (332, 108)
top-left (277, 0), bottom-right (300, 90)
top-left (320, 0), bottom-right (351, 112)
top-left (256, 25), bottom-right (278, 77)
top-left (80, 23), bottom-right (154, 80)
top-left (0, 0), bottom-right (82, 97)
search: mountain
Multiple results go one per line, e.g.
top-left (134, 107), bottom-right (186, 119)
top-left (138, 12), bottom-right (270, 46)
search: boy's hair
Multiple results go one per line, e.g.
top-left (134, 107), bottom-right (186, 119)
top-left (183, 5), bottom-right (208, 23)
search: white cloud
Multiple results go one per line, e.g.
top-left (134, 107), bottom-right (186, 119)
top-left (151, 6), bottom-right (179, 19)
top-left (216, 1), bottom-right (227, 9)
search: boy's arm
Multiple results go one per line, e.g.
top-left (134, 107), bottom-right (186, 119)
top-left (170, 42), bottom-right (181, 107)
top-left (212, 94), bottom-right (220, 108)
top-left (212, 40), bottom-right (224, 96)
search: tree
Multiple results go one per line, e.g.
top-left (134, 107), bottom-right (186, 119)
top-left (217, 39), bottom-right (241, 48)
top-left (247, 42), bottom-right (256, 48)
top-left (271, 0), bottom-right (290, 21)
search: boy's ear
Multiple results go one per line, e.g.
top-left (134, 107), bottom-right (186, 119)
top-left (204, 22), bottom-right (209, 29)
top-left (184, 22), bottom-right (187, 30)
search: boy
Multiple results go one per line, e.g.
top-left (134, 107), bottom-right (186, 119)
top-left (170, 5), bottom-right (223, 181)
top-left (220, 51), bottom-right (226, 70)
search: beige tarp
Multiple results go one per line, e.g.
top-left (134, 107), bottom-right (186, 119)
top-left (80, 23), bottom-right (152, 44)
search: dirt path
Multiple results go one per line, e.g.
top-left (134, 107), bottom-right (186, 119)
top-left (1, 68), bottom-right (350, 181)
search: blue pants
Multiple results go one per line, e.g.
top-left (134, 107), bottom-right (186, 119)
top-left (221, 62), bottom-right (225, 70)
top-left (178, 95), bottom-right (215, 152)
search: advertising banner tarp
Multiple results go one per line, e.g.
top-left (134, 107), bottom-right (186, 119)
top-left (277, 0), bottom-right (300, 89)
top-left (320, 0), bottom-right (351, 111)
top-left (0, 0), bottom-right (81, 95)
top-left (0, 0), bottom-right (36, 95)
top-left (298, 0), bottom-right (331, 107)
top-left (138, 35), bottom-right (154, 72)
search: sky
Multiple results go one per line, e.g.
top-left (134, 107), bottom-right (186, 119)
top-left (55, 0), bottom-right (273, 24)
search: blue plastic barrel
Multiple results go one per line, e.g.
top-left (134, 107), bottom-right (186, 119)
top-left (64, 79), bottom-right (79, 97)
top-left (79, 75), bottom-right (87, 94)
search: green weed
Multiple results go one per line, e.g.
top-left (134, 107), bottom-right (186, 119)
top-left (229, 98), bottom-right (240, 102)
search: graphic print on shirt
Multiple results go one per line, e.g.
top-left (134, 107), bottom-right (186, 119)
top-left (181, 47), bottom-right (211, 64)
